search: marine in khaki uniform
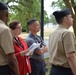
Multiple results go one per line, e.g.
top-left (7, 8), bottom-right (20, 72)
top-left (49, 9), bottom-right (76, 75)
top-left (0, 2), bottom-right (19, 75)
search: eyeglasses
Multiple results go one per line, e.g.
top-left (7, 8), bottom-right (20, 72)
top-left (15, 26), bottom-right (22, 29)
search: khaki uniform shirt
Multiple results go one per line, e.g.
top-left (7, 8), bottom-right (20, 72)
top-left (0, 20), bottom-right (14, 66)
top-left (49, 25), bottom-right (75, 68)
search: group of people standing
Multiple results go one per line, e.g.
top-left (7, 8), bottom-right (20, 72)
top-left (0, 2), bottom-right (48, 75)
top-left (0, 1), bottom-right (76, 75)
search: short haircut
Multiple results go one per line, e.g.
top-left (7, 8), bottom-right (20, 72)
top-left (56, 18), bottom-right (64, 24)
top-left (27, 18), bottom-right (37, 26)
top-left (9, 20), bottom-right (20, 30)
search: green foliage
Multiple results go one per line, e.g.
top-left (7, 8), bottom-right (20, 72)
top-left (51, 0), bottom-right (66, 9)
top-left (50, 0), bottom-right (66, 25)
top-left (50, 14), bottom-right (57, 25)
top-left (0, 0), bottom-right (49, 32)
top-left (44, 11), bottom-right (50, 24)
top-left (50, 0), bottom-right (76, 36)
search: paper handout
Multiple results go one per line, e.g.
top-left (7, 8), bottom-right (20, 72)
top-left (26, 43), bottom-right (40, 56)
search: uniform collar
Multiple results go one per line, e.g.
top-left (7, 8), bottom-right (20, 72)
top-left (59, 25), bottom-right (67, 29)
top-left (0, 20), bottom-right (5, 25)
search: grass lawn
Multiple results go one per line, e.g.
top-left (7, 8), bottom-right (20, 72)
top-left (46, 68), bottom-right (50, 75)
top-left (44, 58), bottom-right (51, 75)
top-left (20, 27), bottom-right (73, 40)
top-left (19, 27), bottom-right (56, 40)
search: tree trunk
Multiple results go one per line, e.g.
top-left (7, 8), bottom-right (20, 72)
top-left (63, 0), bottom-right (76, 37)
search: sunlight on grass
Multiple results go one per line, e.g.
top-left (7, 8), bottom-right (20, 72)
top-left (19, 27), bottom-right (56, 39)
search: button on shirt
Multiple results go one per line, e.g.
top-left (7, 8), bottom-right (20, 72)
top-left (26, 33), bottom-right (46, 60)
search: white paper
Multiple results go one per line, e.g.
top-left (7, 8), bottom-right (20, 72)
top-left (26, 43), bottom-right (40, 56)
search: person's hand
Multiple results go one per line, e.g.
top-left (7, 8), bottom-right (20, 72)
top-left (40, 46), bottom-right (48, 54)
top-left (44, 46), bottom-right (48, 52)
top-left (41, 45), bottom-right (45, 50)
top-left (25, 50), bottom-right (34, 56)
top-left (29, 51), bottom-right (34, 55)
top-left (20, 50), bottom-right (29, 56)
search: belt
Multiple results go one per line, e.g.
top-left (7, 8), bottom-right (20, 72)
top-left (52, 65), bottom-right (72, 70)
top-left (0, 65), bottom-right (10, 70)
top-left (0, 65), bottom-right (15, 74)
top-left (0, 65), bottom-right (9, 68)
top-left (30, 58), bottom-right (44, 62)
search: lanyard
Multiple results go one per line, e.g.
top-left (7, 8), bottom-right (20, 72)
top-left (14, 37), bottom-right (24, 50)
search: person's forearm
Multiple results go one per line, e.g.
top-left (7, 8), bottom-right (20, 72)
top-left (20, 50), bottom-right (28, 56)
top-left (8, 57), bottom-right (19, 75)
top-left (67, 53), bottom-right (76, 75)
top-left (7, 54), bottom-right (19, 75)
top-left (37, 46), bottom-right (48, 55)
